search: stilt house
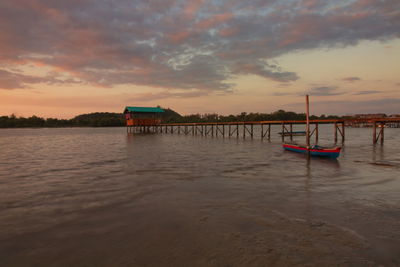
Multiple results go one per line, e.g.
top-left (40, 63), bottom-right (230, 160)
top-left (124, 106), bottom-right (165, 126)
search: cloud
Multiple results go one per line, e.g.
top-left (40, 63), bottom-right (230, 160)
top-left (271, 92), bottom-right (293, 96)
top-left (306, 86), bottom-right (342, 96)
top-left (232, 60), bottom-right (299, 82)
top-left (353, 90), bottom-right (380, 95)
top-left (0, 0), bottom-right (399, 91)
top-left (129, 90), bottom-right (208, 102)
top-left (342, 77), bottom-right (361, 82)
top-left (287, 98), bottom-right (400, 115)
top-left (0, 69), bottom-right (81, 89)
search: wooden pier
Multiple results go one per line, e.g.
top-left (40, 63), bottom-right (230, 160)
top-left (127, 119), bottom-right (346, 143)
top-left (127, 117), bottom-right (400, 144)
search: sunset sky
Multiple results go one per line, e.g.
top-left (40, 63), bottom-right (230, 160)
top-left (1, 0), bottom-right (399, 118)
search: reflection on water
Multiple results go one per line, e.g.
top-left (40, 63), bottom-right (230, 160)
top-left (0, 127), bottom-right (399, 266)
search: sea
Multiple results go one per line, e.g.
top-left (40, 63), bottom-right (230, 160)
top-left (0, 126), bottom-right (399, 266)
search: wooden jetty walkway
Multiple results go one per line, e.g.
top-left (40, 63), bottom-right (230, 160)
top-left (126, 117), bottom-right (400, 144)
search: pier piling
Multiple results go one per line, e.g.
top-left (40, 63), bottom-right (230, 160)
top-left (127, 117), bottom-right (398, 144)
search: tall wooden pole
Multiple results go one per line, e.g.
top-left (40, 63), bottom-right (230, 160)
top-left (306, 95), bottom-right (310, 155)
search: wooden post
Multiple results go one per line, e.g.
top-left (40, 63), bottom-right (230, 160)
top-left (268, 124), bottom-right (271, 140)
top-left (237, 124), bottom-right (239, 138)
top-left (281, 123), bottom-right (285, 142)
top-left (243, 124), bottom-right (246, 139)
top-left (290, 124), bottom-right (293, 141)
top-left (251, 124), bottom-right (254, 139)
top-left (380, 123), bottom-right (384, 144)
top-left (222, 125), bottom-right (225, 137)
top-left (341, 122), bottom-right (345, 143)
top-left (261, 124), bottom-right (264, 140)
top-left (373, 121), bottom-right (377, 144)
top-left (315, 123), bottom-right (319, 143)
top-left (334, 122), bottom-right (338, 143)
top-left (229, 125), bottom-right (231, 137)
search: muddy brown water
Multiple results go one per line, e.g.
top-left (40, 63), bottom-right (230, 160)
top-left (0, 127), bottom-right (399, 266)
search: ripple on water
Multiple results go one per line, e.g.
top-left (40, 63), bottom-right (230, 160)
top-left (0, 127), bottom-right (399, 265)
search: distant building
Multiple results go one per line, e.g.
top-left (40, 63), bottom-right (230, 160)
top-left (347, 113), bottom-right (387, 127)
top-left (123, 106), bottom-right (165, 126)
top-left (353, 113), bottom-right (387, 119)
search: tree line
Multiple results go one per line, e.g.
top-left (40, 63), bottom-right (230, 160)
top-left (166, 110), bottom-right (340, 123)
top-left (0, 113), bottom-right (125, 128)
top-left (0, 109), bottom-right (341, 128)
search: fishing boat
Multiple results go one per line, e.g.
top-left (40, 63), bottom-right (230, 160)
top-left (282, 143), bottom-right (341, 158)
top-left (282, 95), bottom-right (341, 158)
top-left (278, 131), bottom-right (306, 136)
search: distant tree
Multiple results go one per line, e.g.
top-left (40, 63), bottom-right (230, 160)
top-left (0, 108), bottom-right (343, 128)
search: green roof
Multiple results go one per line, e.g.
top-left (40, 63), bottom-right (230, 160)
top-left (124, 106), bottom-right (165, 113)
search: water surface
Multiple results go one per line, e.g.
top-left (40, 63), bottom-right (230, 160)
top-left (0, 126), bottom-right (399, 266)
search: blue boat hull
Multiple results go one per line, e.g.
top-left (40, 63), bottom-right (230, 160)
top-left (283, 144), bottom-right (341, 158)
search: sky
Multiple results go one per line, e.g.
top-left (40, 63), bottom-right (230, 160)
top-left (0, 0), bottom-right (399, 118)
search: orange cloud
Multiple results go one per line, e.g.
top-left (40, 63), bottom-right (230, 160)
top-left (278, 16), bottom-right (321, 47)
top-left (167, 30), bottom-right (194, 44)
top-left (196, 13), bottom-right (233, 31)
top-left (219, 26), bottom-right (239, 37)
top-left (183, 0), bottom-right (204, 20)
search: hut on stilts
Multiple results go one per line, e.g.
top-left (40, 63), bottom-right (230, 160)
top-left (124, 106), bottom-right (164, 133)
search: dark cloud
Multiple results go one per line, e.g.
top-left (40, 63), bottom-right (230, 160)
top-left (0, 69), bottom-right (81, 89)
top-left (272, 92), bottom-right (293, 96)
top-left (0, 0), bottom-right (399, 90)
top-left (342, 77), bottom-right (361, 82)
top-left (353, 90), bottom-right (380, 95)
top-left (232, 60), bottom-right (299, 82)
top-left (306, 86), bottom-right (342, 96)
top-left (287, 98), bottom-right (400, 115)
top-left (129, 90), bottom-right (208, 102)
